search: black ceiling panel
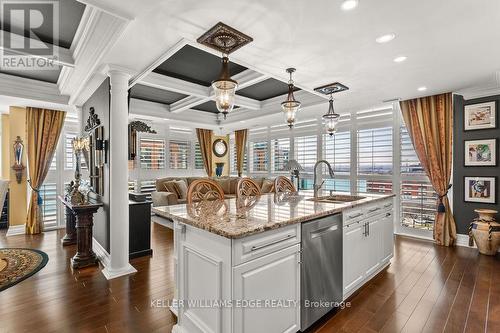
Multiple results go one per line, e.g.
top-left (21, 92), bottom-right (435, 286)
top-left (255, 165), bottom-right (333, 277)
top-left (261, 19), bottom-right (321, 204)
top-left (237, 78), bottom-right (300, 101)
top-left (193, 100), bottom-right (240, 114)
top-left (153, 45), bottom-right (247, 87)
top-left (1, 0), bottom-right (86, 49)
top-left (0, 68), bottom-right (62, 83)
top-left (130, 84), bottom-right (188, 105)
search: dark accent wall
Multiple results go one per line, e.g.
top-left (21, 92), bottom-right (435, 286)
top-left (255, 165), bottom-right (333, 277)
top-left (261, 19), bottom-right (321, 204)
top-left (453, 94), bottom-right (500, 235)
top-left (82, 78), bottom-right (111, 251)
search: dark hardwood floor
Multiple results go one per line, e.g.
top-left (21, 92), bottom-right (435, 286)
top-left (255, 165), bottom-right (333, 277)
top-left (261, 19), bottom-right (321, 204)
top-left (1, 225), bottom-right (499, 333)
top-left (0, 223), bottom-right (176, 333)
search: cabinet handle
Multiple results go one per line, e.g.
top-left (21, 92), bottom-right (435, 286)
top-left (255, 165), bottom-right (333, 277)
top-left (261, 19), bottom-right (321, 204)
top-left (368, 222), bottom-right (370, 236)
top-left (363, 223), bottom-right (367, 236)
top-left (368, 207), bottom-right (380, 213)
top-left (251, 234), bottom-right (293, 251)
top-left (349, 213), bottom-right (363, 219)
top-left (384, 203), bottom-right (392, 208)
top-left (386, 212), bottom-right (392, 217)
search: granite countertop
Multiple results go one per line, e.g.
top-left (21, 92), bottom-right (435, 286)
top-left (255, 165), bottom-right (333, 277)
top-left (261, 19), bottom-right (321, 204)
top-left (152, 190), bottom-right (395, 239)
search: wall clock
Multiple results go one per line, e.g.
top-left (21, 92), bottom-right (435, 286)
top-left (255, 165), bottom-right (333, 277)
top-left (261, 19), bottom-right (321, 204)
top-left (213, 139), bottom-right (228, 157)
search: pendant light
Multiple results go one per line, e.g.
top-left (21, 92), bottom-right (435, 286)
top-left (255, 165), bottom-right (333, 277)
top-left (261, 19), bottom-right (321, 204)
top-left (281, 68), bottom-right (301, 128)
top-left (212, 53), bottom-right (238, 119)
top-left (322, 94), bottom-right (340, 136)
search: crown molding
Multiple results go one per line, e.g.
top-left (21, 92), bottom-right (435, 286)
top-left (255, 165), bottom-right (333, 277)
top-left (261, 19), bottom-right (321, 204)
top-left (58, 6), bottom-right (131, 106)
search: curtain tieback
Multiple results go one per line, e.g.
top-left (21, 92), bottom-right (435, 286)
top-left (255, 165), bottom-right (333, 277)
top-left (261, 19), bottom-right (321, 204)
top-left (437, 184), bottom-right (452, 213)
top-left (27, 179), bottom-right (43, 205)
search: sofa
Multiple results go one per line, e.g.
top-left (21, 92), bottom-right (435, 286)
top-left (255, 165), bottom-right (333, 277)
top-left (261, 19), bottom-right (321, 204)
top-left (151, 176), bottom-right (276, 207)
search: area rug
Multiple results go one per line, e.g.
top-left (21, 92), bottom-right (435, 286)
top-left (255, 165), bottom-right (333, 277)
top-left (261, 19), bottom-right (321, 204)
top-left (0, 248), bottom-right (49, 292)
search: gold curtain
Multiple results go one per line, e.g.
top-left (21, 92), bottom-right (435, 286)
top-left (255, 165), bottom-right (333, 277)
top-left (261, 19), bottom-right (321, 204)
top-left (399, 93), bottom-right (456, 246)
top-left (234, 129), bottom-right (248, 177)
top-left (196, 128), bottom-right (213, 177)
top-left (26, 107), bottom-right (66, 234)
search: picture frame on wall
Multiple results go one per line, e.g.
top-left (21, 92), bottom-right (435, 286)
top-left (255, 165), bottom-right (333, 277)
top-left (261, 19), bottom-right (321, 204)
top-left (464, 139), bottom-right (497, 166)
top-left (464, 101), bottom-right (497, 131)
top-left (464, 176), bottom-right (496, 204)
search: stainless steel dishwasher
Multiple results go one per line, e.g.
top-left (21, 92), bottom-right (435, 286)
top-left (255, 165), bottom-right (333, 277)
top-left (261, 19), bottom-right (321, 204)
top-left (301, 213), bottom-right (343, 331)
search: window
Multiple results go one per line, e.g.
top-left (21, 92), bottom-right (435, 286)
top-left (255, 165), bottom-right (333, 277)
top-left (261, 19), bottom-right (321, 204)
top-left (251, 141), bottom-right (268, 172)
top-left (65, 133), bottom-right (76, 170)
top-left (140, 138), bottom-right (165, 169)
top-left (400, 180), bottom-right (437, 230)
top-left (357, 179), bottom-right (393, 194)
top-left (294, 135), bottom-right (317, 174)
top-left (194, 142), bottom-right (204, 170)
top-left (39, 183), bottom-right (57, 228)
top-left (272, 138), bottom-right (290, 173)
top-left (323, 131), bottom-right (350, 174)
top-left (357, 127), bottom-right (392, 175)
top-left (400, 127), bottom-right (425, 175)
top-left (400, 125), bottom-right (436, 230)
top-left (169, 140), bottom-right (189, 169)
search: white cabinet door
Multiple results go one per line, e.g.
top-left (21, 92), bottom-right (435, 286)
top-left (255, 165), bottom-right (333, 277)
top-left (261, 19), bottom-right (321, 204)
top-left (343, 222), bottom-right (365, 296)
top-left (233, 244), bottom-right (301, 333)
top-left (364, 219), bottom-right (382, 277)
top-left (380, 211), bottom-right (394, 264)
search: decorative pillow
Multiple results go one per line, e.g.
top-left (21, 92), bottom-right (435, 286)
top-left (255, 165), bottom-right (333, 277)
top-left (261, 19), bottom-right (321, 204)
top-left (163, 181), bottom-right (180, 197)
top-left (173, 180), bottom-right (188, 200)
top-left (261, 179), bottom-right (275, 193)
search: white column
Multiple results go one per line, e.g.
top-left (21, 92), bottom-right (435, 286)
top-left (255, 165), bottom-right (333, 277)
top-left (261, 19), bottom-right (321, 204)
top-left (102, 69), bottom-right (137, 280)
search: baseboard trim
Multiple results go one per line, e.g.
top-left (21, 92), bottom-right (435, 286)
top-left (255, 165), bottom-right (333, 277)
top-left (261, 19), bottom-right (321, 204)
top-left (102, 264), bottom-right (137, 280)
top-left (394, 232), bottom-right (434, 242)
top-left (6, 224), bottom-right (25, 236)
top-left (93, 237), bottom-right (111, 268)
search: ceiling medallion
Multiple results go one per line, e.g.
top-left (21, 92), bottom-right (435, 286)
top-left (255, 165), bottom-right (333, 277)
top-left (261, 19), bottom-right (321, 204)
top-left (281, 68), bottom-right (301, 128)
top-left (314, 82), bottom-right (349, 95)
top-left (198, 22), bottom-right (253, 120)
top-left (197, 22), bottom-right (253, 54)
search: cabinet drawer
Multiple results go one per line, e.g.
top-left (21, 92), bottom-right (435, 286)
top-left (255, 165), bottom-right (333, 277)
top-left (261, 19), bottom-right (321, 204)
top-left (343, 207), bottom-right (364, 226)
top-left (232, 224), bottom-right (300, 266)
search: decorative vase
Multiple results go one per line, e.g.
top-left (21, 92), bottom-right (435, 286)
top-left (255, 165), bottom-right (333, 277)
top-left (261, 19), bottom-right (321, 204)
top-left (215, 163), bottom-right (225, 178)
top-left (469, 209), bottom-right (500, 255)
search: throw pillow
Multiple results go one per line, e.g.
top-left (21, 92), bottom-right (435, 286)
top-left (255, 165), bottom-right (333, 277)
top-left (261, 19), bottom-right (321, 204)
top-left (261, 179), bottom-right (275, 193)
top-left (173, 180), bottom-right (188, 199)
top-left (163, 181), bottom-right (180, 198)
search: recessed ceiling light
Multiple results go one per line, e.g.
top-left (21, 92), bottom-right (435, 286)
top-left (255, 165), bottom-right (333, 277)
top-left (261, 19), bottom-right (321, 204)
top-left (418, 86), bottom-right (427, 92)
top-left (376, 33), bottom-right (396, 43)
top-left (341, 0), bottom-right (359, 11)
top-left (393, 56), bottom-right (407, 63)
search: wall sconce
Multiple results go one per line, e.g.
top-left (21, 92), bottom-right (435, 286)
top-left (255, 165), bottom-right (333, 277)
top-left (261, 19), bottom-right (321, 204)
top-left (94, 126), bottom-right (108, 166)
top-left (12, 136), bottom-right (25, 184)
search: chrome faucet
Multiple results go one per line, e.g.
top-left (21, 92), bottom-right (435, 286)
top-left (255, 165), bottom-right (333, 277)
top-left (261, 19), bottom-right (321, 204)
top-left (313, 160), bottom-right (335, 198)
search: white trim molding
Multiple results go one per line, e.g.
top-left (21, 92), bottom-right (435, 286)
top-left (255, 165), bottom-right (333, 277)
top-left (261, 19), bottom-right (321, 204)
top-left (6, 224), bottom-right (25, 236)
top-left (93, 237), bottom-right (111, 268)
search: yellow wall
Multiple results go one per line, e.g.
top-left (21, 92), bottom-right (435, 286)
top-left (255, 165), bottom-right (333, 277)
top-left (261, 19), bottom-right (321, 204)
top-left (8, 107), bottom-right (27, 226)
top-left (211, 135), bottom-right (230, 177)
top-left (1, 114), bottom-right (10, 180)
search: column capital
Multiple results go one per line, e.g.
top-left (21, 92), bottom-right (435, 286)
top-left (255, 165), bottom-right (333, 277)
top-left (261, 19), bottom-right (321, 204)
top-left (101, 64), bottom-right (134, 82)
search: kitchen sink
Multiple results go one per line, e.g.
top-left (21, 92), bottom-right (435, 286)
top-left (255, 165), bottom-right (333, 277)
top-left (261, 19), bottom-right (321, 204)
top-left (307, 194), bottom-right (366, 204)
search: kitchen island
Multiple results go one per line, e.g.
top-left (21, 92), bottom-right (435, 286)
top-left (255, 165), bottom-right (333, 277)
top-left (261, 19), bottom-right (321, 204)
top-left (153, 191), bottom-right (395, 333)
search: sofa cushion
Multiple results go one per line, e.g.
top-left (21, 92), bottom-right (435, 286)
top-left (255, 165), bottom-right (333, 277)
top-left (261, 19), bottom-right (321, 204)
top-left (173, 180), bottom-right (188, 199)
top-left (261, 179), bottom-right (275, 193)
top-left (214, 178), bottom-right (232, 194)
top-left (163, 181), bottom-right (180, 197)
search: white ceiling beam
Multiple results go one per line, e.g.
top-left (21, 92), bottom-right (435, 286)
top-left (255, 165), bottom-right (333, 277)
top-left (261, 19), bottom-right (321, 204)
top-left (138, 71), bottom-right (262, 110)
top-left (232, 69), bottom-right (268, 90)
top-left (0, 30), bottom-right (74, 67)
top-left (170, 96), bottom-right (210, 113)
top-left (0, 73), bottom-right (69, 105)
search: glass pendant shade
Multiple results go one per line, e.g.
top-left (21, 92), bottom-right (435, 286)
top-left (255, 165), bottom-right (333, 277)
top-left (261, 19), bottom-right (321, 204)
top-left (281, 68), bottom-right (301, 128)
top-left (322, 97), bottom-right (340, 136)
top-left (212, 56), bottom-right (238, 119)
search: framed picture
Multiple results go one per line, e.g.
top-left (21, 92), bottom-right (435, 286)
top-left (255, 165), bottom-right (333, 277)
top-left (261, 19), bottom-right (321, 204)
top-left (464, 101), bottom-right (496, 131)
top-left (464, 139), bottom-right (497, 166)
top-left (464, 176), bottom-right (496, 204)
